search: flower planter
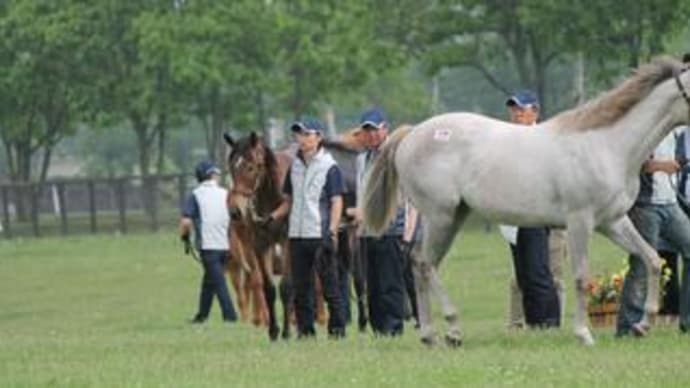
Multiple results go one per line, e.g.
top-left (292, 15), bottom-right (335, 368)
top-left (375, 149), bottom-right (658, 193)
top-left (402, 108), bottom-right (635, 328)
top-left (588, 303), bottom-right (619, 327)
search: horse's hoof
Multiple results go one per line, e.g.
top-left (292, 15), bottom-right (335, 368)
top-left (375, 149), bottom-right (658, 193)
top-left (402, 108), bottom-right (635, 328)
top-left (444, 334), bottom-right (463, 348)
top-left (574, 327), bottom-right (595, 346)
top-left (281, 330), bottom-right (291, 340)
top-left (420, 335), bottom-right (437, 347)
top-left (268, 327), bottom-right (280, 341)
top-left (632, 323), bottom-right (650, 337)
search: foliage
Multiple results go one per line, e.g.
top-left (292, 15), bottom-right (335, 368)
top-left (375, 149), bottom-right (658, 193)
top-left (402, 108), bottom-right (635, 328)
top-left (587, 259), bottom-right (673, 308)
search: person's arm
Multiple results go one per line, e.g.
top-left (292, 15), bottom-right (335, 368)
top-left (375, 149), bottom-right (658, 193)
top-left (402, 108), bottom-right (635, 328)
top-left (179, 217), bottom-right (193, 238)
top-left (403, 202), bottom-right (418, 243)
top-left (330, 196), bottom-right (343, 236)
top-left (270, 196), bottom-right (292, 221)
top-left (642, 159), bottom-right (680, 174)
top-left (347, 153), bottom-right (366, 223)
top-left (179, 194), bottom-right (198, 239)
top-left (326, 165), bottom-right (345, 238)
top-left (268, 167), bottom-right (293, 221)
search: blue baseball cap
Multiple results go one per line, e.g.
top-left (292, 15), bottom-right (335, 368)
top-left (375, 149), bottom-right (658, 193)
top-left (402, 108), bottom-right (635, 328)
top-left (290, 116), bottom-right (324, 135)
top-left (506, 90), bottom-right (540, 108)
top-left (195, 160), bottom-right (221, 181)
top-left (359, 109), bottom-right (387, 130)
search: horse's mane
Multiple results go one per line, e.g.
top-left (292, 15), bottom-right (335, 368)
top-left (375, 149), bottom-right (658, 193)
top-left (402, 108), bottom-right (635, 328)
top-left (552, 56), bottom-right (684, 132)
top-left (256, 139), bottom-right (283, 213)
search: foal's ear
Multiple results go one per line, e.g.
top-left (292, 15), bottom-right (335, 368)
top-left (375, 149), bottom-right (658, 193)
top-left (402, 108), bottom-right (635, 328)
top-left (249, 131), bottom-right (259, 147)
top-left (223, 132), bottom-right (235, 147)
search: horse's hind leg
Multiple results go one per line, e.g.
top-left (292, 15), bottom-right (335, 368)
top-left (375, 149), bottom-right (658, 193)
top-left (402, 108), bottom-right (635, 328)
top-left (415, 203), bottom-right (469, 346)
top-left (430, 265), bottom-right (462, 346)
top-left (599, 216), bottom-right (662, 336)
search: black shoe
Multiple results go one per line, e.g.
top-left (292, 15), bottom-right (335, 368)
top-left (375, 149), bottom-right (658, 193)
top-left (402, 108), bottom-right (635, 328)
top-left (297, 328), bottom-right (316, 339)
top-left (189, 315), bottom-right (206, 324)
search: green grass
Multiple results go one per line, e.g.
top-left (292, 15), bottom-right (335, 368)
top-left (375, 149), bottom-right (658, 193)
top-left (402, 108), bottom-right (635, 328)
top-left (1, 222), bottom-right (688, 387)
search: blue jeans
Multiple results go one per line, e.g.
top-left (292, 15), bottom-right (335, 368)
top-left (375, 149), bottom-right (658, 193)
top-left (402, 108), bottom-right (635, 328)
top-left (616, 203), bottom-right (690, 335)
top-left (196, 250), bottom-right (237, 322)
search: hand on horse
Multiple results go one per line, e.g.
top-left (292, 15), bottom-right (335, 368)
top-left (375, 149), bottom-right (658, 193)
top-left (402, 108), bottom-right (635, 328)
top-left (321, 230), bottom-right (338, 256)
top-left (259, 214), bottom-right (276, 229)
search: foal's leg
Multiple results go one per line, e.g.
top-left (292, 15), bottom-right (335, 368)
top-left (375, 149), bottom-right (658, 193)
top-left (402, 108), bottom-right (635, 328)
top-left (565, 215), bottom-right (595, 346)
top-left (261, 248), bottom-right (280, 341)
top-left (599, 216), bottom-right (662, 335)
top-left (415, 205), bottom-right (468, 346)
top-left (227, 256), bottom-right (248, 322)
top-left (429, 265), bottom-right (462, 346)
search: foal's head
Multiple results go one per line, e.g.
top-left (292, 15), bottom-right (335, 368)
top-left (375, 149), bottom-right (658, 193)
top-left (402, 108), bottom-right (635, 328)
top-left (224, 131), bottom-right (269, 196)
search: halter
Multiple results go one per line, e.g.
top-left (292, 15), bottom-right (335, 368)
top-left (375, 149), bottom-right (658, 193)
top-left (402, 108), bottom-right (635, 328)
top-left (673, 66), bottom-right (690, 120)
top-left (229, 147), bottom-right (269, 224)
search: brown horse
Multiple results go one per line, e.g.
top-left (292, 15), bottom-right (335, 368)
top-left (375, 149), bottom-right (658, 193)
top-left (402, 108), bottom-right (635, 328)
top-left (224, 131), bottom-right (293, 340)
top-left (225, 128), bottom-right (371, 339)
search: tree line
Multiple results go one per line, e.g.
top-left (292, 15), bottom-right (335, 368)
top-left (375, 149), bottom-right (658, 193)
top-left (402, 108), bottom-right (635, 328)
top-left (1, 0), bottom-right (688, 185)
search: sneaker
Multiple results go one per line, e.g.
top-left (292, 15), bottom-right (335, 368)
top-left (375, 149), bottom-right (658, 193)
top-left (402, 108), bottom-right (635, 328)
top-left (189, 315), bottom-right (206, 324)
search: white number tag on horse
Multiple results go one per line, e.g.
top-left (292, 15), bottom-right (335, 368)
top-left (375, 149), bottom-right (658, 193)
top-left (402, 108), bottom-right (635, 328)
top-left (433, 129), bottom-right (451, 142)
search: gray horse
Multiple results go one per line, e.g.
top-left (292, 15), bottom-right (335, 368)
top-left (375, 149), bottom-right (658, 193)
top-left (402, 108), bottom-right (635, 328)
top-left (363, 57), bottom-right (690, 346)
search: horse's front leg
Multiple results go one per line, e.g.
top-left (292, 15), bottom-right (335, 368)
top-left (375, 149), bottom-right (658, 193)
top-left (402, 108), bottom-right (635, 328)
top-left (565, 215), bottom-right (595, 346)
top-left (599, 216), bottom-right (662, 335)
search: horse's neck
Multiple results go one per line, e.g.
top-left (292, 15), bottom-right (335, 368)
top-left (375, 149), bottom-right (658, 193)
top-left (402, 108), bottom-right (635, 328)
top-left (602, 83), bottom-right (684, 173)
top-left (254, 172), bottom-right (282, 214)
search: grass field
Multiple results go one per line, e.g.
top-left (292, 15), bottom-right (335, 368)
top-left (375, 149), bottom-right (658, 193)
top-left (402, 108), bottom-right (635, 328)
top-left (1, 220), bottom-right (689, 387)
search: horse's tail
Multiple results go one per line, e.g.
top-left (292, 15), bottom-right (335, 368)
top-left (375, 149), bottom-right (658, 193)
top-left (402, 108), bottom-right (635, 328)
top-left (362, 125), bottom-right (412, 235)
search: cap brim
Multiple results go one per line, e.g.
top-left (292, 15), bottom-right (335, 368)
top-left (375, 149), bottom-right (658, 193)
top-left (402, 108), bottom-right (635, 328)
top-left (360, 121), bottom-right (382, 130)
top-left (506, 98), bottom-right (538, 108)
top-left (505, 97), bottom-right (519, 107)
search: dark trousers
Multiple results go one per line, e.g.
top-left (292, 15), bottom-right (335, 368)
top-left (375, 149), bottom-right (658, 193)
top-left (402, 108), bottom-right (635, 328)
top-left (402, 243), bottom-right (419, 324)
top-left (364, 236), bottom-right (406, 335)
top-left (290, 238), bottom-right (345, 336)
top-left (511, 227), bottom-right (560, 328)
top-left (337, 230), bottom-right (352, 323)
top-left (659, 250), bottom-right (680, 316)
top-left (196, 249), bottom-right (237, 322)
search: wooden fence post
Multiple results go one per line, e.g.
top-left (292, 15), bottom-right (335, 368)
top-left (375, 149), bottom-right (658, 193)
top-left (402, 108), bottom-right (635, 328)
top-left (1, 186), bottom-right (11, 238)
top-left (116, 179), bottom-right (127, 234)
top-left (30, 184), bottom-right (40, 237)
top-left (149, 175), bottom-right (159, 232)
top-left (88, 181), bottom-right (97, 234)
top-left (57, 183), bottom-right (68, 235)
top-left (177, 174), bottom-right (187, 210)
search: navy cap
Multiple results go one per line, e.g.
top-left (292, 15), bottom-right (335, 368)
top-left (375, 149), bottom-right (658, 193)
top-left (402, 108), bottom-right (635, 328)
top-left (195, 160), bottom-right (221, 182)
top-left (290, 116), bottom-right (324, 135)
top-left (506, 90), bottom-right (540, 108)
top-left (359, 109), bottom-right (387, 130)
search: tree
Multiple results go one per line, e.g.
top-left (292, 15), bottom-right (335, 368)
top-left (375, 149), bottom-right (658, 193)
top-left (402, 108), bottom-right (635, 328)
top-left (424, 0), bottom-right (690, 114)
top-left (0, 1), bottom-right (94, 184)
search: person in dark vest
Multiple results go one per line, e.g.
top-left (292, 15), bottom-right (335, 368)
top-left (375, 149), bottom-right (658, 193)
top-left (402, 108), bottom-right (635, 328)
top-left (266, 117), bottom-right (346, 339)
